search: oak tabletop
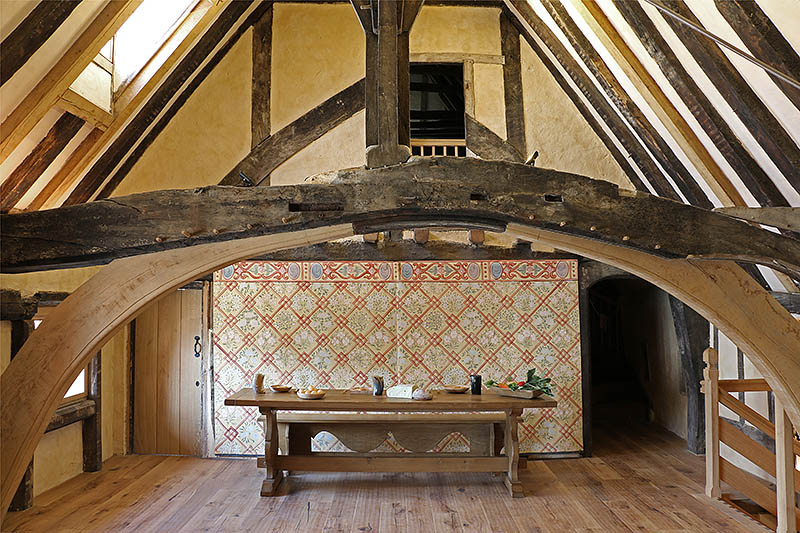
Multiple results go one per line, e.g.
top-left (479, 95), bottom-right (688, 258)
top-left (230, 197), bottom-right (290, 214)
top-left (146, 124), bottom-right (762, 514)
top-left (224, 388), bottom-right (557, 411)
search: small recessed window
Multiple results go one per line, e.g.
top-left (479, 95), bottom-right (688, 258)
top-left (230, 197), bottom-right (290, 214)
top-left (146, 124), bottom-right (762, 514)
top-left (410, 63), bottom-right (466, 157)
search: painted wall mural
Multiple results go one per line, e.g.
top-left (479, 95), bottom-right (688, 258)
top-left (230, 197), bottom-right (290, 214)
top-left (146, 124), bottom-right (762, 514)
top-left (213, 259), bottom-right (581, 455)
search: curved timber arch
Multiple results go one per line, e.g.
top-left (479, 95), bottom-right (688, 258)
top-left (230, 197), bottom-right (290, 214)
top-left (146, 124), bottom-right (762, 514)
top-left (2, 158), bottom-right (799, 514)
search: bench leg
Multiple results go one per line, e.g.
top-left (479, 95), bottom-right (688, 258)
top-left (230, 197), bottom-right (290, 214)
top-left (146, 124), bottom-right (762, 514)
top-left (504, 408), bottom-right (523, 498)
top-left (260, 407), bottom-right (284, 496)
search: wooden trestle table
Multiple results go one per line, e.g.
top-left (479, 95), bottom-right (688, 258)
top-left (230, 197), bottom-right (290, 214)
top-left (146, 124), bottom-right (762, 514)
top-left (225, 389), bottom-right (557, 498)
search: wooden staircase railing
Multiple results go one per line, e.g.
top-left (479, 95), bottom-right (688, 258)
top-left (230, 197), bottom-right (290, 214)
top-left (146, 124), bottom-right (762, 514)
top-left (704, 347), bottom-right (800, 532)
top-left (410, 139), bottom-right (467, 157)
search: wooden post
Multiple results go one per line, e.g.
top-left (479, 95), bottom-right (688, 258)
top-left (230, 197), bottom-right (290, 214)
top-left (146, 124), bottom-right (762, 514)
top-left (6, 297), bottom-right (36, 511)
top-left (503, 408), bottom-right (523, 497)
top-left (703, 347), bottom-right (721, 498)
top-left (365, 0), bottom-right (411, 168)
top-left (260, 407), bottom-right (283, 496)
top-left (82, 353), bottom-right (102, 472)
top-left (775, 398), bottom-right (797, 533)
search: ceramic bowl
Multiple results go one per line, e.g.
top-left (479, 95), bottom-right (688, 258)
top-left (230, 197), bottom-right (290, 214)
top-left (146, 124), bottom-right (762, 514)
top-left (443, 385), bottom-right (469, 394)
top-left (270, 384), bottom-right (292, 393)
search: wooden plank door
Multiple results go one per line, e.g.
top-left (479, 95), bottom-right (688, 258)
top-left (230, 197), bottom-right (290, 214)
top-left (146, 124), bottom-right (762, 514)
top-left (134, 287), bottom-right (204, 455)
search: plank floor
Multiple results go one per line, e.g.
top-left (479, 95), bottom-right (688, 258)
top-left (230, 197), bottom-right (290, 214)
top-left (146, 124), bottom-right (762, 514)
top-left (5, 423), bottom-right (766, 532)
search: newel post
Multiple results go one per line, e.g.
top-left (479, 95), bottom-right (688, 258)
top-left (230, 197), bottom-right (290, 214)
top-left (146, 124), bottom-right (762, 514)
top-left (703, 347), bottom-right (720, 498)
top-left (775, 397), bottom-right (797, 533)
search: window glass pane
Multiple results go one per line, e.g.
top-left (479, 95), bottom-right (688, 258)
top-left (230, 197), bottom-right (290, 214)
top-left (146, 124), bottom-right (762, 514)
top-left (113, 0), bottom-right (195, 90)
top-left (64, 369), bottom-right (85, 399)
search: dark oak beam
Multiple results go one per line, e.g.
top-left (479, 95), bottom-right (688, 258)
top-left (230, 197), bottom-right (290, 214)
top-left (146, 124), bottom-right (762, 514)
top-left (465, 115), bottom-right (523, 161)
top-left (0, 290), bottom-right (38, 321)
top-left (1, 112), bottom-right (84, 212)
top-left (540, 0), bottom-right (710, 208)
top-left (0, 0), bottom-right (83, 86)
top-left (65, 1), bottom-right (256, 205)
top-left (218, 79), bottom-right (366, 186)
top-left (714, 0), bottom-right (800, 112)
top-left (669, 296), bottom-right (709, 454)
top-left (45, 399), bottom-right (96, 433)
top-left (4, 294), bottom-right (35, 512)
top-left (613, 0), bottom-right (790, 209)
top-left (2, 157), bottom-right (797, 279)
top-left (770, 292), bottom-right (800, 315)
top-left (400, 0), bottom-right (425, 32)
top-left (715, 207), bottom-right (799, 232)
top-left (507, 0), bottom-right (680, 201)
top-left (251, 5), bottom-right (273, 149)
top-left (649, 0), bottom-right (800, 195)
top-left (500, 10), bottom-right (526, 156)
top-left (82, 354), bottom-right (101, 472)
top-left (365, 0), bottom-right (411, 168)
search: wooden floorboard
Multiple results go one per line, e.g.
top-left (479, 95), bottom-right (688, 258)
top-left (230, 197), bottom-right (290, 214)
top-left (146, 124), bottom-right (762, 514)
top-left (5, 424), bottom-right (767, 532)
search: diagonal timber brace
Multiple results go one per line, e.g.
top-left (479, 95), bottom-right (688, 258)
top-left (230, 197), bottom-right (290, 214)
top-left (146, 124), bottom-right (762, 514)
top-left (2, 157), bottom-right (798, 278)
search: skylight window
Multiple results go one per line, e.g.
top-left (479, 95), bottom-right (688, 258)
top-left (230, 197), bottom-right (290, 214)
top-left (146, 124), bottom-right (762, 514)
top-left (110, 0), bottom-right (197, 92)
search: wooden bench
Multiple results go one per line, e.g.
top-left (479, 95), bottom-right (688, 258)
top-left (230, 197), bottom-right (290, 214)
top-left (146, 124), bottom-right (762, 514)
top-left (257, 411), bottom-right (529, 469)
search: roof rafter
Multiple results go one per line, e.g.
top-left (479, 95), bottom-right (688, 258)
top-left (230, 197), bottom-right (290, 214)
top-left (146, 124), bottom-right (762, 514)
top-left (714, 0), bottom-right (800, 112)
top-left (612, 0), bottom-right (790, 208)
top-left (0, 112), bottom-right (85, 212)
top-left (0, 0), bottom-right (141, 161)
top-left (576, 0), bottom-right (742, 207)
top-left (64, 0), bottom-right (259, 205)
top-left (507, 13), bottom-right (646, 192)
top-left (505, 0), bottom-right (681, 200)
top-left (0, 0), bottom-right (84, 86)
top-left (650, 0), bottom-right (800, 196)
top-left (36, 0), bottom-right (230, 209)
top-left (540, 0), bottom-right (710, 207)
top-left (95, 1), bottom-right (274, 200)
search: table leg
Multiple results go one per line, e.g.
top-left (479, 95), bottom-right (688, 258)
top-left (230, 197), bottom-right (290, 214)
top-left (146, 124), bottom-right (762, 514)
top-left (503, 408), bottom-right (523, 498)
top-left (260, 407), bottom-right (284, 496)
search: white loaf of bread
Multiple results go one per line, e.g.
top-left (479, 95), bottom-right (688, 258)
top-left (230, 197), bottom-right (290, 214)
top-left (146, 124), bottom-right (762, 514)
top-left (386, 384), bottom-right (417, 398)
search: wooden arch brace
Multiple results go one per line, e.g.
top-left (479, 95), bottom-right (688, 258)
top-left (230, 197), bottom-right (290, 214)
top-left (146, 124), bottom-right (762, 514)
top-left (2, 158), bottom-right (800, 516)
top-left (2, 158), bottom-right (798, 277)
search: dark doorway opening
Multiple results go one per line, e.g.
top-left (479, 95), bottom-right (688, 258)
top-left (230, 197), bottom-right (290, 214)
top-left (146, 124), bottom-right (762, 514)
top-left (589, 279), bottom-right (653, 426)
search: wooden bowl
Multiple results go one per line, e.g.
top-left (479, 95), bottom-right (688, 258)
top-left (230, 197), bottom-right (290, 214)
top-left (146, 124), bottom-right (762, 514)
top-left (296, 391), bottom-right (326, 400)
top-left (270, 384), bottom-right (292, 393)
top-left (443, 385), bottom-right (469, 394)
top-left (489, 387), bottom-right (543, 399)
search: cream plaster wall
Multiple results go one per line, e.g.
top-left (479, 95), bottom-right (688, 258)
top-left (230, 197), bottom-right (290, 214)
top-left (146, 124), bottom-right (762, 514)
top-left (520, 39), bottom-right (632, 189)
top-left (0, 266), bottom-right (103, 297)
top-left (271, 3), bottom-right (364, 132)
top-left (111, 30), bottom-right (253, 196)
top-left (410, 6), bottom-right (501, 55)
top-left (473, 63), bottom-right (507, 140)
top-left (34, 423), bottom-right (84, 496)
top-left (271, 111), bottom-right (366, 185)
